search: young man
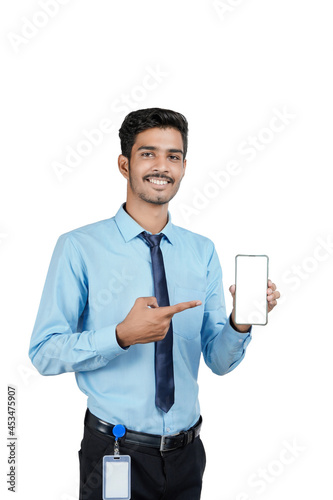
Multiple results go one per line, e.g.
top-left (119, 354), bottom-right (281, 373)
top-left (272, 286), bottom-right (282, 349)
top-left (29, 108), bottom-right (280, 499)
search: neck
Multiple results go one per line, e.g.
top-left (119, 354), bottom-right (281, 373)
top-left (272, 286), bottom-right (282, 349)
top-left (124, 198), bottom-right (169, 234)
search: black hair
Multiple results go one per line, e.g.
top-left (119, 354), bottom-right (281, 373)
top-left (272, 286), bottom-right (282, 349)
top-left (118, 107), bottom-right (188, 161)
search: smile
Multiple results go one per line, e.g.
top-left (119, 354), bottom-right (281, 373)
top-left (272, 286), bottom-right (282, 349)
top-left (146, 178), bottom-right (170, 186)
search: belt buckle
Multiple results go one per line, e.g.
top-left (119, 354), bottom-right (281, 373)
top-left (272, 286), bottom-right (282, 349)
top-left (159, 431), bottom-right (182, 452)
top-left (159, 434), bottom-right (168, 452)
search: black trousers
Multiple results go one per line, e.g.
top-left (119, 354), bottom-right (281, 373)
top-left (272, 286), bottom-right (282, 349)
top-left (78, 418), bottom-right (206, 500)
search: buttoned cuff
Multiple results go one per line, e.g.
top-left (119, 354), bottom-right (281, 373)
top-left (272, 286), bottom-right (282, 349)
top-left (94, 324), bottom-right (129, 360)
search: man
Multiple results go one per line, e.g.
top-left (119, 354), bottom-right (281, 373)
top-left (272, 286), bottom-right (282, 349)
top-left (29, 107), bottom-right (280, 499)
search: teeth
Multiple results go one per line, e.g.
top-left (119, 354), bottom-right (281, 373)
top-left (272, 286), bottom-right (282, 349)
top-left (148, 178), bottom-right (168, 185)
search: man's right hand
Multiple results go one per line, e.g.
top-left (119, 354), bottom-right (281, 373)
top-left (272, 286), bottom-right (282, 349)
top-left (115, 296), bottom-right (202, 348)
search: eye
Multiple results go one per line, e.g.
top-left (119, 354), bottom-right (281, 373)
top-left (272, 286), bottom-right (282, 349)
top-left (141, 152), bottom-right (154, 157)
top-left (169, 155), bottom-right (181, 161)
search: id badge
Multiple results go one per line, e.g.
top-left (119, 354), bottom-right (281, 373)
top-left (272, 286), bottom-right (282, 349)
top-left (102, 455), bottom-right (131, 500)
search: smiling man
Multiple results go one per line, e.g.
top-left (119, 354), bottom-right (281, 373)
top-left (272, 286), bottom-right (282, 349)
top-left (29, 107), bottom-right (280, 500)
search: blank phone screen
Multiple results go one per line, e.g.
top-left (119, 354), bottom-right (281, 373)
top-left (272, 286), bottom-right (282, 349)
top-left (235, 255), bottom-right (268, 325)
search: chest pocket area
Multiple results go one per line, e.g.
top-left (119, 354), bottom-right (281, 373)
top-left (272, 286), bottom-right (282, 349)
top-left (172, 286), bottom-right (206, 340)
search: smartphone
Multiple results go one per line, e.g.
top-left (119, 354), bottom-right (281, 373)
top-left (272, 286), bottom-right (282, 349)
top-left (235, 254), bottom-right (269, 325)
top-left (103, 455), bottom-right (131, 500)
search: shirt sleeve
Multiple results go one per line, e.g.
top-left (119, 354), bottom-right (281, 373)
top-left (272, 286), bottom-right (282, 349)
top-left (28, 233), bottom-right (128, 376)
top-left (200, 241), bottom-right (252, 375)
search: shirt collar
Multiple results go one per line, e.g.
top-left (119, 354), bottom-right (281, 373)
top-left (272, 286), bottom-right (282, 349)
top-left (114, 202), bottom-right (174, 245)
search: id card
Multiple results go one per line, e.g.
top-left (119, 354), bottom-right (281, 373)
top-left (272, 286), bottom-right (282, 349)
top-left (102, 455), bottom-right (131, 500)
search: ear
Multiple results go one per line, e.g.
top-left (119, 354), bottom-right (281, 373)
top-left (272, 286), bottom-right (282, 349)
top-left (118, 154), bottom-right (129, 180)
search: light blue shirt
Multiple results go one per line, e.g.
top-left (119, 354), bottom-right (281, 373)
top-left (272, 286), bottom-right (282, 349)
top-left (29, 202), bottom-right (252, 435)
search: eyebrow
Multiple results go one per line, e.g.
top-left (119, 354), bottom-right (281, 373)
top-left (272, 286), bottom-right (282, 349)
top-left (136, 146), bottom-right (184, 156)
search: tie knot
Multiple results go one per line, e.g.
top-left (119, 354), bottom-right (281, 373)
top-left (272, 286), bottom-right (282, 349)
top-left (140, 231), bottom-right (164, 248)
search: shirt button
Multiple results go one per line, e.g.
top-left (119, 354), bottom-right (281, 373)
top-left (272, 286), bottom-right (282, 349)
top-left (166, 427), bottom-right (171, 432)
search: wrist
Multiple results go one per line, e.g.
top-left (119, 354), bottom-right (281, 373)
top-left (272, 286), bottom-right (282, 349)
top-left (115, 322), bottom-right (129, 348)
top-left (230, 311), bottom-right (251, 333)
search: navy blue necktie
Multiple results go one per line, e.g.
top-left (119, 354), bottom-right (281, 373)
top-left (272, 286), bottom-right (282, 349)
top-left (140, 231), bottom-right (175, 413)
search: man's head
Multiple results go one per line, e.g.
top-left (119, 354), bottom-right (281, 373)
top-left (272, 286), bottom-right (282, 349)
top-left (118, 108), bottom-right (188, 207)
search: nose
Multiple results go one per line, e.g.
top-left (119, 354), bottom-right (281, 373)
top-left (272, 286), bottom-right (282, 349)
top-left (151, 156), bottom-right (171, 178)
top-left (154, 154), bottom-right (169, 171)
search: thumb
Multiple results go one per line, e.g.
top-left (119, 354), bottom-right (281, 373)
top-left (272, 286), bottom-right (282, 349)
top-left (229, 284), bottom-right (236, 296)
top-left (140, 296), bottom-right (159, 309)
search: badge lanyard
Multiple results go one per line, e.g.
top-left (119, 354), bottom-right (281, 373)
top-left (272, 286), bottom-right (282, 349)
top-left (113, 425), bottom-right (126, 455)
top-left (102, 424), bottom-right (131, 500)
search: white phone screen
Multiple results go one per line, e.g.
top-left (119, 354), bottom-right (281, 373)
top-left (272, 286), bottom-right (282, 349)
top-left (235, 255), bottom-right (268, 325)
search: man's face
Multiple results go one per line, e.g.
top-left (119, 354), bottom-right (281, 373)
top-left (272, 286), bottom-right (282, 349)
top-left (120, 127), bottom-right (187, 206)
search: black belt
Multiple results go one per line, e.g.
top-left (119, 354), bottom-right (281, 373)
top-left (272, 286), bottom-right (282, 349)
top-left (85, 409), bottom-right (202, 452)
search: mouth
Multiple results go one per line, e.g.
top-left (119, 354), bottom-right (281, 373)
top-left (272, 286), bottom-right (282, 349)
top-left (145, 177), bottom-right (172, 189)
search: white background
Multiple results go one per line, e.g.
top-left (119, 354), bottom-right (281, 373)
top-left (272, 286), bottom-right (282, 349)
top-left (1, 1), bottom-right (332, 499)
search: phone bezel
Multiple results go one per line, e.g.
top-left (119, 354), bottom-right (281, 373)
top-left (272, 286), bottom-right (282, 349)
top-left (234, 254), bottom-right (269, 326)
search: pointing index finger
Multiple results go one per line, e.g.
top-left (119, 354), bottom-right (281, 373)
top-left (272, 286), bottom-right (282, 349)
top-left (163, 300), bottom-right (202, 317)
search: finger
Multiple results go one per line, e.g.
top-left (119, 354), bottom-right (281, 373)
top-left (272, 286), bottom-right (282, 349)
top-left (138, 296), bottom-right (159, 308)
top-left (229, 284), bottom-right (235, 295)
top-left (267, 280), bottom-right (276, 292)
top-left (163, 300), bottom-right (202, 316)
top-left (267, 290), bottom-right (280, 301)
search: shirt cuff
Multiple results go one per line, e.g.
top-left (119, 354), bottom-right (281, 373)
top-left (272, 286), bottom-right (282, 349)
top-left (94, 324), bottom-right (129, 360)
top-left (227, 314), bottom-right (252, 348)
